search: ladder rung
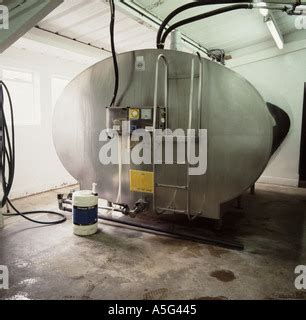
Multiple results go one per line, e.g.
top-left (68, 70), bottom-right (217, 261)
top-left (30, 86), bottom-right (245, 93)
top-left (168, 136), bottom-right (200, 141)
top-left (157, 207), bottom-right (186, 214)
top-left (156, 183), bottom-right (188, 190)
top-left (155, 162), bottom-right (188, 165)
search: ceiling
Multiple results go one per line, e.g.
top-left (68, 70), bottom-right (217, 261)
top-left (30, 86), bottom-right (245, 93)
top-left (36, 0), bottom-right (158, 54)
top-left (0, 0), bottom-right (63, 53)
top-left (21, 0), bottom-right (303, 56)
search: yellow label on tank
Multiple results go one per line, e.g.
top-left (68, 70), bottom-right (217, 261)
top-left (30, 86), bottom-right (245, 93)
top-left (129, 108), bottom-right (140, 120)
top-left (130, 170), bottom-right (154, 194)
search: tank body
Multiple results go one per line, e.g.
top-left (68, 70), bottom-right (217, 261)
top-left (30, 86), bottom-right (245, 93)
top-left (53, 49), bottom-right (275, 220)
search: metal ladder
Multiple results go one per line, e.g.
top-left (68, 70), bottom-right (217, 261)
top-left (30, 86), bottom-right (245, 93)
top-left (152, 54), bottom-right (203, 219)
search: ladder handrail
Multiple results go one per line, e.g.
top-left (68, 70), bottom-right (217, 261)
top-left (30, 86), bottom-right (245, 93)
top-left (153, 54), bottom-right (169, 214)
top-left (197, 54), bottom-right (203, 132)
top-left (186, 58), bottom-right (196, 219)
top-left (153, 54), bottom-right (169, 130)
top-left (187, 55), bottom-right (203, 220)
top-left (188, 58), bottom-right (195, 131)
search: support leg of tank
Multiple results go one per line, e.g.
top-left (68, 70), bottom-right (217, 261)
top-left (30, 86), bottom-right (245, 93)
top-left (214, 218), bottom-right (223, 231)
top-left (250, 184), bottom-right (256, 195)
top-left (235, 196), bottom-right (243, 210)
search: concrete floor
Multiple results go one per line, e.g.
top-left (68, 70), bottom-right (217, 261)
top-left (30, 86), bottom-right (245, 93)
top-left (0, 183), bottom-right (306, 300)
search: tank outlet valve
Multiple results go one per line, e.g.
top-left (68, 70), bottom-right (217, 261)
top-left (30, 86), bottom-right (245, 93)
top-left (129, 199), bottom-right (149, 218)
top-left (112, 203), bottom-right (130, 216)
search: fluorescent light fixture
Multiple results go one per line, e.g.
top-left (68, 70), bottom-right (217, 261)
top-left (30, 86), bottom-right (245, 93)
top-left (293, 5), bottom-right (306, 15)
top-left (257, 2), bottom-right (269, 17)
top-left (264, 14), bottom-right (284, 50)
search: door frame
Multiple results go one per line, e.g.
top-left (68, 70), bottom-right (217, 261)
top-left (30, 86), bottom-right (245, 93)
top-left (299, 83), bottom-right (306, 188)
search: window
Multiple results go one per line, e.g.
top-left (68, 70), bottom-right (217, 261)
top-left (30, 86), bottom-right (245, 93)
top-left (52, 77), bottom-right (69, 110)
top-left (1, 68), bottom-right (40, 126)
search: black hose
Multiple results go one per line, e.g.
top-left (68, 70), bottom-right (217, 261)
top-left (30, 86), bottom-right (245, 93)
top-left (156, 0), bottom-right (252, 48)
top-left (4, 199), bottom-right (67, 225)
top-left (159, 4), bottom-right (253, 49)
top-left (0, 81), bottom-right (15, 206)
top-left (109, 0), bottom-right (119, 107)
top-left (157, 2), bottom-right (208, 49)
top-left (0, 81), bottom-right (67, 226)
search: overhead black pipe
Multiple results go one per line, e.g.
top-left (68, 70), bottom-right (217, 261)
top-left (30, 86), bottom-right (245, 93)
top-left (196, 0), bottom-right (304, 5)
top-left (156, 1), bottom-right (302, 49)
top-left (156, 1), bottom-right (253, 49)
top-left (159, 4), bottom-right (254, 49)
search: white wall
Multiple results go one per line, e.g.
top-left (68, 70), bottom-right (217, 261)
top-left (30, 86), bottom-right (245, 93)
top-left (231, 47), bottom-right (306, 187)
top-left (0, 43), bottom-right (92, 199)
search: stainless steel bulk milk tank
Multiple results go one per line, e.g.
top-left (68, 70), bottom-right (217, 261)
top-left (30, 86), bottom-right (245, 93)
top-left (53, 49), bottom-right (290, 223)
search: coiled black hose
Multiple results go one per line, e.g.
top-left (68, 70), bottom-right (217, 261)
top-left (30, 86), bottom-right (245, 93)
top-left (0, 81), bottom-right (66, 225)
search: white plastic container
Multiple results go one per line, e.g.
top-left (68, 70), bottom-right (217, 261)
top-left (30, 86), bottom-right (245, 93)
top-left (72, 190), bottom-right (98, 236)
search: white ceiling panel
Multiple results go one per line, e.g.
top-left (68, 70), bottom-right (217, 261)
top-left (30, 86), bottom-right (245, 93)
top-left (37, 0), bottom-right (158, 53)
top-left (33, 0), bottom-right (303, 57)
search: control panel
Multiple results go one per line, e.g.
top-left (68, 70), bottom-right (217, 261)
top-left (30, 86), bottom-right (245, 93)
top-left (106, 106), bottom-right (167, 135)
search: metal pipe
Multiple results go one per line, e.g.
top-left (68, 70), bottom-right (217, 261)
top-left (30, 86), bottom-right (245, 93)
top-left (170, 30), bottom-right (182, 51)
top-left (98, 214), bottom-right (244, 251)
top-left (153, 54), bottom-right (168, 130)
top-left (197, 54), bottom-right (203, 131)
top-left (187, 59), bottom-right (196, 220)
top-left (98, 206), bottom-right (123, 213)
top-left (188, 59), bottom-right (195, 132)
top-left (157, 183), bottom-right (188, 190)
top-left (155, 208), bottom-right (186, 214)
top-left (152, 54), bottom-right (169, 214)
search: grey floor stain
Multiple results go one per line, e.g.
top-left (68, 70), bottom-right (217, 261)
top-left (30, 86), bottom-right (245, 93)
top-left (210, 270), bottom-right (236, 283)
